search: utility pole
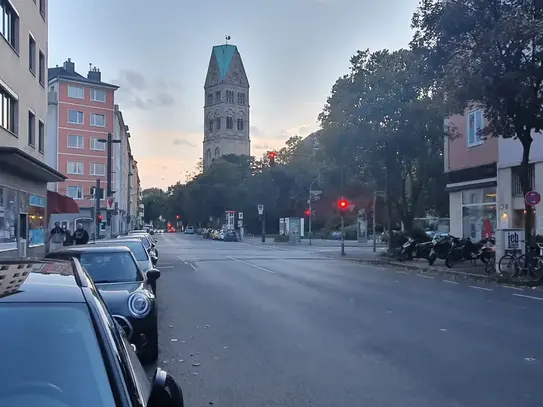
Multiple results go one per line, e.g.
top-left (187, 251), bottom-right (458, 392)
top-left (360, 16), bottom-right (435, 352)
top-left (373, 190), bottom-right (386, 252)
top-left (94, 178), bottom-right (101, 241)
top-left (308, 177), bottom-right (318, 245)
top-left (98, 133), bottom-right (121, 234)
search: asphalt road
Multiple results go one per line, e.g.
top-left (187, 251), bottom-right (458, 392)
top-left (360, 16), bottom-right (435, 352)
top-left (150, 233), bottom-right (543, 407)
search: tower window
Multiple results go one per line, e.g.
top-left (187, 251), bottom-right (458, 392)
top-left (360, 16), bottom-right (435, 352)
top-left (237, 118), bottom-right (244, 130)
top-left (214, 147), bottom-right (220, 157)
top-left (237, 92), bottom-right (246, 105)
top-left (206, 149), bottom-right (212, 164)
top-left (207, 119), bottom-right (214, 132)
top-left (215, 117), bottom-right (221, 130)
top-left (215, 91), bottom-right (221, 102)
top-left (226, 90), bottom-right (234, 102)
top-left (207, 93), bottom-right (213, 105)
top-left (226, 116), bottom-right (233, 129)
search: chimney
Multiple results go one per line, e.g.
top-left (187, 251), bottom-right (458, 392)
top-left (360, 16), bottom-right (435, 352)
top-left (87, 66), bottom-right (101, 82)
top-left (63, 58), bottom-right (75, 73)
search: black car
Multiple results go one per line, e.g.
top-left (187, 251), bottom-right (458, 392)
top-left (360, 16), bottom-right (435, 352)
top-left (46, 246), bottom-right (160, 363)
top-left (0, 259), bottom-right (183, 407)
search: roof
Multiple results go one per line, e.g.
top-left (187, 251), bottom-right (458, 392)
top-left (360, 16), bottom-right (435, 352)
top-left (212, 44), bottom-right (237, 80)
top-left (46, 190), bottom-right (79, 217)
top-left (0, 260), bottom-right (84, 303)
top-left (51, 246), bottom-right (132, 255)
top-left (48, 66), bottom-right (119, 90)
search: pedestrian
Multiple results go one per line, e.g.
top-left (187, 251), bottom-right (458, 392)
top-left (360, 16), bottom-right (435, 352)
top-left (73, 223), bottom-right (90, 245)
top-left (63, 227), bottom-right (75, 246)
top-left (49, 222), bottom-right (66, 252)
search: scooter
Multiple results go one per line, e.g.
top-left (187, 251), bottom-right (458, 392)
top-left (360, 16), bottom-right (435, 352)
top-left (399, 237), bottom-right (433, 261)
top-left (445, 237), bottom-right (494, 268)
top-left (427, 233), bottom-right (454, 265)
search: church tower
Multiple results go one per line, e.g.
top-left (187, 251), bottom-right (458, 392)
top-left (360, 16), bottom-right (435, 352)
top-left (203, 41), bottom-right (250, 169)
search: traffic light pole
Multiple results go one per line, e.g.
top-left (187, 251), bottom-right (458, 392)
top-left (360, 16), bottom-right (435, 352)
top-left (340, 214), bottom-right (345, 256)
top-left (308, 177), bottom-right (318, 245)
top-left (261, 213), bottom-right (266, 243)
top-left (94, 178), bottom-right (101, 241)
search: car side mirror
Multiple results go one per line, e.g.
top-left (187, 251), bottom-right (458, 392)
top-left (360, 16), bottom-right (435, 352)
top-left (148, 269), bottom-right (160, 280)
top-left (148, 368), bottom-right (184, 407)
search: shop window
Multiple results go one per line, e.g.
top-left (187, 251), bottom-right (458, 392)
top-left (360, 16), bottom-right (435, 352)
top-left (461, 187), bottom-right (496, 240)
top-left (28, 194), bottom-right (46, 247)
top-left (0, 186), bottom-right (18, 251)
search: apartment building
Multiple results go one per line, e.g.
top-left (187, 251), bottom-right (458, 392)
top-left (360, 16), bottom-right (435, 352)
top-left (112, 104), bottom-right (132, 234)
top-left (129, 158), bottom-right (144, 229)
top-left (46, 59), bottom-right (119, 231)
top-left (445, 107), bottom-right (543, 239)
top-left (0, 0), bottom-right (66, 259)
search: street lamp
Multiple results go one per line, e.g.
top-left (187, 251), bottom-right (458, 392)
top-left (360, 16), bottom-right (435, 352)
top-left (97, 133), bottom-right (121, 198)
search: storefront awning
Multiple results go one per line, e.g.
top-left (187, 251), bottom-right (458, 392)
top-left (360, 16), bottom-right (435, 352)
top-left (0, 147), bottom-right (66, 183)
top-left (46, 191), bottom-right (80, 218)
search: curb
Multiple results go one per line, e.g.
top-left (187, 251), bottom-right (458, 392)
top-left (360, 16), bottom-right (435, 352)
top-left (327, 255), bottom-right (543, 288)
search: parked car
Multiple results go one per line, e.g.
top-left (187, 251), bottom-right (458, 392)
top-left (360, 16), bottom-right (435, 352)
top-left (46, 246), bottom-right (160, 363)
top-left (224, 229), bottom-right (238, 242)
top-left (93, 238), bottom-right (158, 271)
top-left (0, 258), bottom-right (183, 407)
top-left (125, 232), bottom-right (159, 258)
top-left (184, 225), bottom-right (195, 234)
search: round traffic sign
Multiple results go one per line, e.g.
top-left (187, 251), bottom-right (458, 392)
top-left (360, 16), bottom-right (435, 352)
top-left (525, 191), bottom-right (541, 206)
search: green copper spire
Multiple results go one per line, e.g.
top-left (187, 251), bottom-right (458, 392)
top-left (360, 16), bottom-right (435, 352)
top-left (212, 44), bottom-right (236, 80)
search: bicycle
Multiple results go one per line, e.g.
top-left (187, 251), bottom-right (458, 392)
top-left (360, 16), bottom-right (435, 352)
top-left (498, 241), bottom-right (543, 280)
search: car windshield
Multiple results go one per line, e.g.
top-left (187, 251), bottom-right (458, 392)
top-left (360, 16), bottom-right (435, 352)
top-left (79, 252), bottom-right (144, 283)
top-left (102, 241), bottom-right (148, 261)
top-left (0, 303), bottom-right (116, 407)
top-left (131, 235), bottom-right (151, 249)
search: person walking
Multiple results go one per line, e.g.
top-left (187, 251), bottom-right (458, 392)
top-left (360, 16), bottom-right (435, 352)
top-left (49, 222), bottom-right (66, 252)
top-left (73, 223), bottom-right (90, 245)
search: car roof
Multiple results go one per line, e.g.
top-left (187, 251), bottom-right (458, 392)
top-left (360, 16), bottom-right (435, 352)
top-left (97, 238), bottom-right (142, 244)
top-left (51, 245), bottom-right (132, 254)
top-left (0, 259), bottom-right (88, 303)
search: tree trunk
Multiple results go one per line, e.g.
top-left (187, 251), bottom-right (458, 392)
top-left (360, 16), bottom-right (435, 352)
top-left (402, 213), bottom-right (414, 234)
top-left (385, 165), bottom-right (393, 250)
top-left (520, 134), bottom-right (534, 244)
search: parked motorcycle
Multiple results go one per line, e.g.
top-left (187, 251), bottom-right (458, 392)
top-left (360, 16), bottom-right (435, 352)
top-left (399, 237), bottom-right (433, 261)
top-left (427, 233), bottom-right (454, 265)
top-left (445, 237), bottom-right (494, 268)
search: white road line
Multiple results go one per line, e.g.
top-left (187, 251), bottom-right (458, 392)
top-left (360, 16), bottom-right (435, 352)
top-left (443, 280), bottom-right (459, 285)
top-left (417, 274), bottom-right (434, 279)
top-left (468, 285), bottom-right (492, 291)
top-left (189, 263), bottom-right (197, 272)
top-left (159, 266), bottom-right (174, 269)
top-left (502, 286), bottom-right (524, 291)
top-left (396, 271), bottom-right (408, 275)
top-left (227, 256), bottom-right (275, 274)
top-left (513, 293), bottom-right (543, 301)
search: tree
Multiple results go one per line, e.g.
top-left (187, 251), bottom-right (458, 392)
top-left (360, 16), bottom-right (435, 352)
top-left (411, 0), bottom-right (543, 241)
top-left (142, 188), bottom-right (168, 223)
top-left (319, 48), bottom-right (446, 233)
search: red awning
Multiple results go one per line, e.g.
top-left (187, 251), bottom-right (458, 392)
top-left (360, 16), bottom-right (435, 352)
top-left (46, 190), bottom-right (80, 218)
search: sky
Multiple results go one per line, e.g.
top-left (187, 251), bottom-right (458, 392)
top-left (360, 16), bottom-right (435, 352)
top-left (48, 0), bottom-right (419, 190)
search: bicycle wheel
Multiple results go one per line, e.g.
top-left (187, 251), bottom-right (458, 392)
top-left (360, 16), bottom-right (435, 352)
top-left (484, 255), bottom-right (496, 274)
top-left (498, 254), bottom-right (519, 278)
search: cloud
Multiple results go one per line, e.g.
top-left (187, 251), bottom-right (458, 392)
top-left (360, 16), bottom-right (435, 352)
top-left (117, 69), bottom-right (147, 90)
top-left (114, 69), bottom-right (180, 110)
top-left (173, 138), bottom-right (196, 147)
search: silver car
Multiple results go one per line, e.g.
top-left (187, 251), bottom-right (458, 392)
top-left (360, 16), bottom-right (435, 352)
top-left (95, 238), bottom-right (156, 272)
top-left (122, 233), bottom-right (158, 258)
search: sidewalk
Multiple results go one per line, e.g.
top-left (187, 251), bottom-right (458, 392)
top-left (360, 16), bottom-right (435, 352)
top-left (243, 236), bottom-right (385, 248)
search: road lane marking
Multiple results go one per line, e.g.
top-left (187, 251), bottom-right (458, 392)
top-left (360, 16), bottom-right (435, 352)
top-left (502, 286), bottom-right (524, 291)
top-left (189, 263), bottom-right (197, 272)
top-left (443, 280), bottom-right (459, 285)
top-left (227, 256), bottom-right (275, 274)
top-left (513, 293), bottom-right (543, 301)
top-left (159, 266), bottom-right (174, 269)
top-left (396, 271), bottom-right (408, 275)
top-left (468, 285), bottom-right (492, 291)
top-left (416, 274), bottom-right (434, 279)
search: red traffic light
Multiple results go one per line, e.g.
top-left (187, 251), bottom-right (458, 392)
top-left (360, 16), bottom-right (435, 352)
top-left (305, 210), bottom-right (311, 216)
top-left (176, 214), bottom-right (180, 220)
top-left (97, 213), bottom-right (103, 222)
top-left (338, 199), bottom-right (348, 209)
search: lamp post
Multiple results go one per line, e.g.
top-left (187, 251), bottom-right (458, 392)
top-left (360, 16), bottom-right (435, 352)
top-left (98, 133), bottom-right (121, 232)
top-left (308, 177), bottom-right (319, 245)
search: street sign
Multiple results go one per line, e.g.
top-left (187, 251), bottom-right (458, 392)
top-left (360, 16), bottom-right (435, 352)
top-left (525, 191), bottom-right (541, 206)
top-left (238, 212), bottom-right (243, 220)
top-left (107, 198), bottom-right (115, 210)
top-left (237, 220), bottom-right (243, 227)
top-left (310, 190), bottom-right (322, 196)
top-left (257, 204), bottom-right (264, 215)
top-left (348, 204), bottom-right (355, 212)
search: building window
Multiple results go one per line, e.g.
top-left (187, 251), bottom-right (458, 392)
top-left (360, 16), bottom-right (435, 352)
top-left (0, 85), bottom-right (17, 134)
top-left (207, 93), bottom-right (213, 105)
top-left (511, 164), bottom-right (535, 196)
top-left (67, 86), bottom-right (84, 99)
top-left (67, 161), bottom-right (84, 175)
top-left (90, 113), bottom-right (105, 127)
top-left (214, 147), bottom-right (220, 157)
top-left (66, 186), bottom-right (83, 200)
top-left (215, 117), bottom-right (221, 130)
top-left (215, 91), bottom-right (221, 102)
top-left (91, 89), bottom-right (106, 102)
top-left (0, 0), bottom-right (18, 51)
top-left (28, 194), bottom-right (45, 247)
top-left (205, 148), bottom-right (211, 164)
top-left (38, 120), bottom-right (44, 153)
top-left (207, 119), bottom-right (213, 132)
top-left (0, 186), bottom-right (18, 250)
top-left (90, 137), bottom-right (106, 151)
top-left (28, 111), bottom-right (35, 146)
top-left (226, 90), bottom-right (234, 102)
top-left (67, 134), bottom-right (84, 149)
top-left (68, 109), bottom-right (84, 124)
top-left (461, 187), bottom-right (496, 240)
top-left (39, 0), bottom-right (45, 19)
top-left (226, 116), bottom-right (233, 129)
top-left (90, 186), bottom-right (104, 200)
top-left (237, 118), bottom-right (244, 131)
top-left (38, 50), bottom-right (45, 86)
top-left (90, 162), bottom-right (106, 176)
top-left (237, 92), bottom-right (245, 104)
top-left (28, 34), bottom-right (36, 73)
top-left (467, 109), bottom-right (484, 147)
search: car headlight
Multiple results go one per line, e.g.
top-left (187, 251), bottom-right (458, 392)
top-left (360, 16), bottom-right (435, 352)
top-left (128, 292), bottom-right (151, 318)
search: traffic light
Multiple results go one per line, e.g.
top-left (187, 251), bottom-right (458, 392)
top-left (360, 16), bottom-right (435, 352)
top-left (176, 214), bottom-right (180, 220)
top-left (337, 197), bottom-right (349, 214)
top-left (305, 209), bottom-right (311, 217)
top-left (97, 213), bottom-right (103, 223)
top-left (268, 151), bottom-right (276, 167)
